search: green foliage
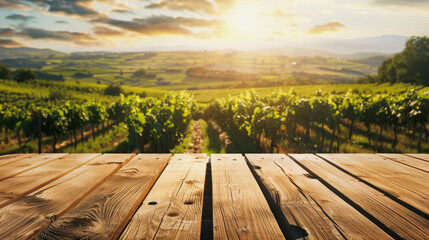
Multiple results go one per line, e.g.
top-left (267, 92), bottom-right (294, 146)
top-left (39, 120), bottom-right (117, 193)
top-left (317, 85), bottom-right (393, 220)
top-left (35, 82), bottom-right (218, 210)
top-left (0, 92), bottom-right (196, 153)
top-left (14, 68), bottom-right (37, 83)
top-left (49, 89), bottom-right (72, 100)
top-left (377, 36), bottom-right (429, 85)
top-left (132, 68), bottom-right (147, 77)
top-left (132, 68), bottom-right (156, 79)
top-left (104, 84), bottom-right (123, 96)
top-left (0, 63), bottom-right (11, 80)
top-left (207, 90), bottom-right (429, 152)
top-left (72, 72), bottom-right (93, 78)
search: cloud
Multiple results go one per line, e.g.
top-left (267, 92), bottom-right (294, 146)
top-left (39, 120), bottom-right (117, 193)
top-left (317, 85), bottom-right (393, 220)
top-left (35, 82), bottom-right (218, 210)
top-left (0, 0), bottom-right (28, 9)
top-left (25, 0), bottom-right (102, 17)
top-left (308, 21), bottom-right (345, 34)
top-left (17, 28), bottom-right (95, 43)
top-left (0, 28), bottom-right (15, 37)
top-left (110, 8), bottom-right (133, 14)
top-left (0, 39), bottom-right (25, 47)
top-left (55, 20), bottom-right (69, 24)
top-left (92, 15), bottom-right (222, 36)
top-left (146, 0), bottom-right (216, 14)
top-left (144, 0), bottom-right (238, 14)
top-left (373, 0), bottom-right (429, 7)
top-left (93, 26), bottom-right (123, 36)
top-left (5, 13), bottom-right (35, 21)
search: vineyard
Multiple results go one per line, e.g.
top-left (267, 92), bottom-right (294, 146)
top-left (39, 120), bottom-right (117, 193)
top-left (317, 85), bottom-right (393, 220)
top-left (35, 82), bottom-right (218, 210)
top-left (1, 87), bottom-right (428, 154)
top-left (0, 92), bottom-right (196, 154)
top-left (208, 90), bottom-right (429, 153)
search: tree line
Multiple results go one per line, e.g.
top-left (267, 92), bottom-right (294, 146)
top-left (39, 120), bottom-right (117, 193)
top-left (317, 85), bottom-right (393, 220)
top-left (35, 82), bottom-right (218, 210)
top-left (359, 36), bottom-right (429, 85)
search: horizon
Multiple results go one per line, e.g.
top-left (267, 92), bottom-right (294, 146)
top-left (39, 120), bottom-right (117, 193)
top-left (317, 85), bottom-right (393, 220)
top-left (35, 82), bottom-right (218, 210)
top-left (0, 0), bottom-right (428, 53)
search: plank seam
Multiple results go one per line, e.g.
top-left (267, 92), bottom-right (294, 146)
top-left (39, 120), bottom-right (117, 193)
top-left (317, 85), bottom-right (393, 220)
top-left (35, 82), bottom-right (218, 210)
top-left (200, 159), bottom-right (213, 240)
top-left (109, 154), bottom-right (171, 240)
top-left (0, 154), bottom-right (69, 182)
top-left (244, 155), bottom-right (294, 240)
top-left (377, 154), bottom-right (429, 173)
top-left (307, 195), bottom-right (348, 240)
top-left (288, 154), bottom-right (405, 240)
top-left (271, 158), bottom-right (348, 239)
top-left (404, 154), bottom-right (429, 163)
top-left (116, 155), bottom-right (173, 239)
top-left (316, 154), bottom-right (429, 219)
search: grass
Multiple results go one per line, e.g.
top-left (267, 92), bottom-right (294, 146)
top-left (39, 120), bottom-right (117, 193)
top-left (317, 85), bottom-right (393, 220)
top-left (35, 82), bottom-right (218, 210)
top-left (61, 125), bottom-right (128, 153)
top-left (200, 119), bottom-right (227, 154)
top-left (171, 120), bottom-right (194, 153)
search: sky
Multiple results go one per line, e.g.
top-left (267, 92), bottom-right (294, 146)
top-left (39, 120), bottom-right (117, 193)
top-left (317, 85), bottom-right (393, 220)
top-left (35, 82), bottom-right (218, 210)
top-left (0, 0), bottom-right (428, 52)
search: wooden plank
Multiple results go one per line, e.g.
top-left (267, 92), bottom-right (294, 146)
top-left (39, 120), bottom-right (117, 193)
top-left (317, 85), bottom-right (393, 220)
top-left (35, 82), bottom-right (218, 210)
top-left (36, 154), bottom-right (171, 240)
top-left (0, 153), bottom-right (68, 182)
top-left (0, 153), bottom-right (134, 240)
top-left (0, 154), bottom-right (36, 167)
top-left (211, 154), bottom-right (285, 240)
top-left (0, 153), bottom-right (99, 208)
top-left (246, 154), bottom-right (392, 240)
top-left (120, 154), bottom-right (207, 240)
top-left (406, 153), bottom-right (429, 162)
top-left (290, 154), bottom-right (429, 240)
top-left (378, 153), bottom-right (429, 173)
top-left (318, 153), bottom-right (429, 215)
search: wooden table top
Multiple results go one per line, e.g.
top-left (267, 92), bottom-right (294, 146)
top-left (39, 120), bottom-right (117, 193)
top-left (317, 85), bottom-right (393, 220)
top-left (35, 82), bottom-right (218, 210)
top-left (0, 153), bottom-right (427, 239)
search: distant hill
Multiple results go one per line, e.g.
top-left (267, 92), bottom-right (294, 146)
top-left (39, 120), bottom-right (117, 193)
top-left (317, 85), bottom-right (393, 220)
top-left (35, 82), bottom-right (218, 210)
top-left (341, 52), bottom-right (393, 60)
top-left (252, 47), bottom-right (339, 58)
top-left (249, 35), bottom-right (407, 59)
top-left (252, 47), bottom-right (392, 61)
top-left (309, 35), bottom-right (408, 54)
top-left (350, 55), bottom-right (391, 68)
top-left (0, 46), bottom-right (64, 59)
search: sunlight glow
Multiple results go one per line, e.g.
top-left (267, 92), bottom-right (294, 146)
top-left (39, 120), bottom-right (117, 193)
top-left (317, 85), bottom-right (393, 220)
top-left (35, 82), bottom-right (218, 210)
top-left (224, 2), bottom-right (266, 38)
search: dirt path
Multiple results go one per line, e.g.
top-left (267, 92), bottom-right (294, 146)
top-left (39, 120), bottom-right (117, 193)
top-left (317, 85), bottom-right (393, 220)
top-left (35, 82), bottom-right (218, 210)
top-left (209, 121), bottom-right (231, 147)
top-left (185, 120), bottom-right (204, 153)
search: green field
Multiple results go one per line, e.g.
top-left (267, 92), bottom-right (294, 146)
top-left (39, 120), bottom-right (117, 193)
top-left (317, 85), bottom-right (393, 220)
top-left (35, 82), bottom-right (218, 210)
top-left (1, 50), bottom-right (380, 89)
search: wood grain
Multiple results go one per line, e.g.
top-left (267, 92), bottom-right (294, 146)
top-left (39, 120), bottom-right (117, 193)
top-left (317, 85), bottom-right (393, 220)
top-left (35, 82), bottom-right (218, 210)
top-left (211, 154), bottom-right (285, 240)
top-left (246, 154), bottom-right (391, 240)
top-left (0, 154), bottom-right (134, 240)
top-left (0, 154), bottom-right (36, 167)
top-left (291, 154), bottom-right (429, 240)
top-left (36, 154), bottom-right (171, 240)
top-left (120, 154), bottom-right (207, 240)
top-left (318, 153), bottom-right (429, 215)
top-left (0, 154), bottom-right (67, 182)
top-left (378, 153), bottom-right (429, 173)
top-left (406, 153), bottom-right (429, 162)
top-left (0, 153), bottom-right (98, 208)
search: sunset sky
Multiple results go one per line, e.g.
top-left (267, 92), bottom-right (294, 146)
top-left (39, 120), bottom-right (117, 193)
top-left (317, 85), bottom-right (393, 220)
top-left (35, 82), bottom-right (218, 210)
top-left (0, 0), bottom-right (428, 52)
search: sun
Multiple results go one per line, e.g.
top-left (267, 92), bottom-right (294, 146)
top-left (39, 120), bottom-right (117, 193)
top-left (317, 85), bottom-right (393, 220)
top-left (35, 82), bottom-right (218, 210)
top-left (224, 2), bottom-right (266, 38)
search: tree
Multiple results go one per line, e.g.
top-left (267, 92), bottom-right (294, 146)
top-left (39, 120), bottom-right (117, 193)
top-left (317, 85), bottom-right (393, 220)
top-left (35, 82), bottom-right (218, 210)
top-left (104, 84), bottom-right (123, 96)
top-left (132, 68), bottom-right (147, 78)
top-left (14, 68), bottom-right (36, 82)
top-left (0, 63), bottom-right (11, 80)
top-left (378, 36), bottom-right (429, 85)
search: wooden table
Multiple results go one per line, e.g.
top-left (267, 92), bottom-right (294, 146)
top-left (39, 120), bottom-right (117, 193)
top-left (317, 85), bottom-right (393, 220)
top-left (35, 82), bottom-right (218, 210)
top-left (0, 153), bottom-right (427, 239)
